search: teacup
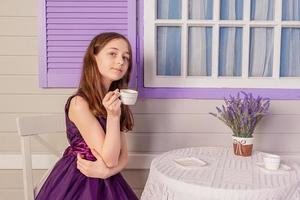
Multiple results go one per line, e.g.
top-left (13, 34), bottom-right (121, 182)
top-left (120, 89), bottom-right (138, 105)
top-left (263, 154), bottom-right (281, 170)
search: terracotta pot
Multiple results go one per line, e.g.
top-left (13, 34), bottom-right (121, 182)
top-left (232, 136), bottom-right (254, 157)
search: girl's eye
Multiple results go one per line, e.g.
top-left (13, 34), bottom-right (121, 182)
top-left (123, 56), bottom-right (129, 61)
top-left (110, 52), bottom-right (117, 56)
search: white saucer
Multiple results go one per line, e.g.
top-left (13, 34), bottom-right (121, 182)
top-left (173, 157), bottom-right (207, 169)
top-left (256, 162), bottom-right (291, 173)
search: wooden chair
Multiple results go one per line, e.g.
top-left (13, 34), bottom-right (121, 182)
top-left (16, 115), bottom-right (65, 200)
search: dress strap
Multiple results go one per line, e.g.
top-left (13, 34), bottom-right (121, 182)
top-left (64, 94), bottom-right (76, 114)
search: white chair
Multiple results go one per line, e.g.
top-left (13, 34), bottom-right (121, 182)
top-left (16, 115), bottom-right (65, 200)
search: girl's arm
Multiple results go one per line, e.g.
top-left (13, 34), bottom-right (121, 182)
top-left (105, 132), bottom-right (128, 176)
top-left (69, 90), bottom-right (121, 167)
top-left (77, 132), bottom-right (129, 178)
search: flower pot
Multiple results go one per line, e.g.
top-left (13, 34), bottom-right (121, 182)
top-left (232, 136), bottom-right (254, 157)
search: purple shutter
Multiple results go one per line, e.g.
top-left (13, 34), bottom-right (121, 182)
top-left (39, 0), bottom-right (136, 88)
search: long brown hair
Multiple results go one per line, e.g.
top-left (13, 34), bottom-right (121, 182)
top-left (76, 32), bottom-right (134, 132)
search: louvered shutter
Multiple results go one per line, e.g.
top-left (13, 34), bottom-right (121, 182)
top-left (39, 0), bottom-right (136, 87)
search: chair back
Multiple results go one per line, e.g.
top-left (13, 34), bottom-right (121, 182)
top-left (16, 115), bottom-right (65, 200)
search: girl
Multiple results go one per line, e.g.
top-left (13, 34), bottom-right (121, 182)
top-left (36, 32), bottom-right (138, 200)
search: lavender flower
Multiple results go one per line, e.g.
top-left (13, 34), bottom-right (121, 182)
top-left (210, 92), bottom-right (270, 138)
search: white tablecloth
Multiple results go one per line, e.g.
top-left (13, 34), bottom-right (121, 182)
top-left (141, 147), bottom-right (300, 200)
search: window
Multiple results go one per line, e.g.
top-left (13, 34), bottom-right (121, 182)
top-left (143, 0), bottom-right (300, 91)
top-left (39, 0), bottom-right (136, 87)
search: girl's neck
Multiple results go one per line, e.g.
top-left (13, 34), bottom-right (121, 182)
top-left (101, 78), bottom-right (112, 92)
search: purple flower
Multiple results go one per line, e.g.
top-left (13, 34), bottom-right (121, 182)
top-left (209, 92), bottom-right (271, 138)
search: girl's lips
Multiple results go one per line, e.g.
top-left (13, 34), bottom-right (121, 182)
top-left (112, 68), bottom-right (123, 73)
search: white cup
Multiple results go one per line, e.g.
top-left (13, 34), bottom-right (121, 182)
top-left (263, 154), bottom-right (281, 170)
top-left (120, 89), bottom-right (138, 105)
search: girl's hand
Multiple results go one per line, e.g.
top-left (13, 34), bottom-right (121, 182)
top-left (77, 149), bottom-right (110, 179)
top-left (102, 89), bottom-right (121, 117)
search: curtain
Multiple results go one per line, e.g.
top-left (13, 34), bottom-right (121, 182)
top-left (220, 0), bottom-right (243, 20)
top-left (188, 0), bottom-right (213, 20)
top-left (249, 28), bottom-right (273, 77)
top-left (251, 0), bottom-right (274, 20)
top-left (249, 0), bottom-right (274, 77)
top-left (157, 0), bottom-right (181, 76)
top-left (282, 0), bottom-right (300, 20)
top-left (157, 0), bottom-right (181, 19)
top-left (219, 27), bottom-right (242, 76)
top-left (219, 0), bottom-right (243, 76)
top-left (188, 0), bottom-right (212, 76)
top-left (156, 0), bottom-right (300, 77)
top-left (280, 28), bottom-right (300, 77)
top-left (281, 0), bottom-right (300, 77)
top-left (188, 27), bottom-right (212, 76)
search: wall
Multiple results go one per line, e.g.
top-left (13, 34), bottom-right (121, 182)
top-left (1, 0), bottom-right (300, 199)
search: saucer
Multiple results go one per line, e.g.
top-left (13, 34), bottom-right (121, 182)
top-left (256, 162), bottom-right (291, 173)
top-left (173, 157), bottom-right (207, 169)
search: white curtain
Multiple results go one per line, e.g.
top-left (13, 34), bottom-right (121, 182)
top-left (225, 29), bottom-right (237, 76)
top-left (281, 28), bottom-right (300, 76)
top-left (157, 27), bottom-right (168, 75)
top-left (219, 0), bottom-right (242, 76)
top-left (188, 27), bottom-right (212, 76)
top-left (220, 0), bottom-right (243, 20)
top-left (249, 0), bottom-right (274, 77)
top-left (281, 0), bottom-right (300, 76)
top-left (249, 28), bottom-right (273, 77)
top-left (157, 0), bottom-right (181, 76)
top-left (156, 0), bottom-right (300, 77)
top-left (188, 0), bottom-right (212, 76)
top-left (157, 27), bottom-right (181, 76)
top-left (219, 28), bottom-right (242, 76)
top-left (283, 0), bottom-right (300, 20)
top-left (188, 0), bottom-right (212, 19)
top-left (251, 0), bottom-right (274, 20)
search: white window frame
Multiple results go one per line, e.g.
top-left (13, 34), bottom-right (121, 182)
top-left (144, 0), bottom-right (300, 89)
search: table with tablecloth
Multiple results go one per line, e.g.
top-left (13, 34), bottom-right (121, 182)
top-left (141, 147), bottom-right (300, 200)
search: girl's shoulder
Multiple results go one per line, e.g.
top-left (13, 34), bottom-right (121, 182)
top-left (68, 95), bottom-right (96, 125)
top-left (69, 95), bottom-right (90, 115)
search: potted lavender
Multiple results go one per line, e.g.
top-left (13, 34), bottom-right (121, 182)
top-left (210, 92), bottom-right (270, 156)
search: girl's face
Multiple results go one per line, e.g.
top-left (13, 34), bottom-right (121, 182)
top-left (95, 38), bottom-right (130, 87)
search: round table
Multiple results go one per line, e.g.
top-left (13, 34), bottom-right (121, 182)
top-left (141, 147), bottom-right (300, 200)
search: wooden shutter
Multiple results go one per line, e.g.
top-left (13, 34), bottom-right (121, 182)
top-left (39, 0), bottom-right (136, 87)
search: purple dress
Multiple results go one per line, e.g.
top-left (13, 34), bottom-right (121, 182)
top-left (35, 95), bottom-right (138, 200)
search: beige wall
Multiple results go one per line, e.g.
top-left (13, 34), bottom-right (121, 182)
top-left (1, 0), bottom-right (300, 199)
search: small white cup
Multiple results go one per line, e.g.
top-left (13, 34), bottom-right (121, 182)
top-left (120, 89), bottom-right (138, 105)
top-left (263, 154), bottom-right (281, 170)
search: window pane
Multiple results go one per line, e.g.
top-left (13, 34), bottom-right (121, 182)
top-left (282, 0), bottom-right (300, 21)
top-left (157, 27), bottom-right (181, 76)
top-left (188, 0), bottom-right (213, 20)
top-left (219, 27), bottom-right (242, 76)
top-left (157, 0), bottom-right (182, 19)
top-left (220, 0), bottom-right (243, 20)
top-left (251, 0), bottom-right (274, 20)
top-left (188, 27), bottom-right (212, 76)
top-left (280, 28), bottom-right (300, 77)
top-left (249, 28), bottom-right (273, 77)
